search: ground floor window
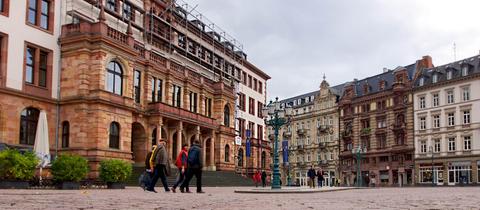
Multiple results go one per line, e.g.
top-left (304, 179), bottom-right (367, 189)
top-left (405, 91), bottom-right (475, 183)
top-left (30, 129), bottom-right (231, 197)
top-left (477, 162), bottom-right (480, 183)
top-left (379, 170), bottom-right (389, 184)
top-left (448, 165), bottom-right (471, 184)
top-left (419, 166), bottom-right (443, 184)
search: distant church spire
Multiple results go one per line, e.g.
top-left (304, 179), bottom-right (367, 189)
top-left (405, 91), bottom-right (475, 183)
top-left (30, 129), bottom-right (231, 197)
top-left (323, 73), bottom-right (326, 81)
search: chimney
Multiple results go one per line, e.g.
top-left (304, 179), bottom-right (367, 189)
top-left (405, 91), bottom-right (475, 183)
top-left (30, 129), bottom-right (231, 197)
top-left (422, 55), bottom-right (433, 68)
top-left (383, 68), bottom-right (388, 73)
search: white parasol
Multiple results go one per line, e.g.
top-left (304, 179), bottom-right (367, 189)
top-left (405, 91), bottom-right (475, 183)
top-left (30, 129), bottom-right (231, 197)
top-left (33, 110), bottom-right (50, 185)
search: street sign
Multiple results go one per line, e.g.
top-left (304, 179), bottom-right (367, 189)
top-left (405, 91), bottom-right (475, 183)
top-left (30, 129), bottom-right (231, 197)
top-left (235, 136), bottom-right (242, 145)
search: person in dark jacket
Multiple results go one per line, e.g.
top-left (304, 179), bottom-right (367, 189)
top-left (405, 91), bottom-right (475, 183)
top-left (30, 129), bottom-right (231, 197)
top-left (307, 166), bottom-right (316, 188)
top-left (317, 169), bottom-right (324, 188)
top-left (261, 171), bottom-right (267, 187)
top-left (171, 144), bottom-right (189, 193)
top-left (180, 140), bottom-right (204, 193)
top-left (147, 140), bottom-right (170, 193)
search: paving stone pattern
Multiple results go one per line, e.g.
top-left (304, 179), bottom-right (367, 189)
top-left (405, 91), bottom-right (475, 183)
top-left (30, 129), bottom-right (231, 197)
top-left (0, 187), bottom-right (479, 209)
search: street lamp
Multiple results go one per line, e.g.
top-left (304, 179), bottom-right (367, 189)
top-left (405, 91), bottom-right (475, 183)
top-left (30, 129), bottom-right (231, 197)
top-left (353, 145), bottom-right (367, 187)
top-left (429, 146), bottom-right (434, 186)
top-left (262, 97), bottom-right (292, 189)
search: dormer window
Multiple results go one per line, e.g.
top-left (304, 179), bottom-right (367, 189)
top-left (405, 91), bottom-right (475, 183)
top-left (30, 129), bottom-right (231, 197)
top-left (447, 70), bottom-right (453, 80)
top-left (419, 77), bottom-right (424, 86)
top-left (462, 66), bottom-right (469, 76)
top-left (432, 74), bottom-right (438, 83)
top-left (363, 84), bottom-right (370, 94)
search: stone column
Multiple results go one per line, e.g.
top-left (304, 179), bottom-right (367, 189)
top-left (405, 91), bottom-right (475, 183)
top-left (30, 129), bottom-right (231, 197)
top-left (194, 126), bottom-right (201, 145)
top-left (177, 121), bottom-right (183, 155)
top-left (156, 117), bottom-right (163, 144)
top-left (202, 136), bottom-right (206, 170)
top-left (209, 130), bottom-right (216, 171)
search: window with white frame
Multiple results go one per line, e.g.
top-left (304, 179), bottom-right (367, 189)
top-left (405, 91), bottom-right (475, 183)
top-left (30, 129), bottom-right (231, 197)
top-left (447, 90), bottom-right (454, 104)
top-left (464, 136), bottom-right (471, 151)
top-left (432, 93), bottom-right (439, 107)
top-left (447, 70), bottom-right (453, 80)
top-left (434, 139), bottom-right (441, 153)
top-left (419, 96), bottom-right (426, 109)
top-left (433, 115), bottom-right (440, 128)
top-left (447, 113), bottom-right (455, 127)
top-left (419, 77), bottom-right (424, 86)
top-left (462, 66), bottom-right (469, 76)
top-left (432, 74), bottom-right (438, 83)
top-left (420, 140), bottom-right (427, 153)
top-left (420, 117), bottom-right (426, 130)
top-left (448, 137), bottom-right (456, 151)
top-left (462, 87), bottom-right (470, 101)
top-left (463, 110), bottom-right (471, 124)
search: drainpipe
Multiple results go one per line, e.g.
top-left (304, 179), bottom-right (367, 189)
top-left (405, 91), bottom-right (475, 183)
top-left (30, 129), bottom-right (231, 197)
top-left (54, 0), bottom-right (64, 158)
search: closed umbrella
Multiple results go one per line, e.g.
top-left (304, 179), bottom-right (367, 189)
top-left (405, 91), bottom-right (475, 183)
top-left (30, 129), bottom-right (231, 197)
top-left (33, 110), bottom-right (50, 185)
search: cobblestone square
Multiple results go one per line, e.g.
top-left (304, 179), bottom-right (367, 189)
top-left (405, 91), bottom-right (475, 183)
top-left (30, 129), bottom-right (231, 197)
top-left (0, 187), bottom-right (479, 210)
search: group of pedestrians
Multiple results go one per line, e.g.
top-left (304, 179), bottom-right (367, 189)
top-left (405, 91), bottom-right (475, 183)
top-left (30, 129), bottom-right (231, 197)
top-left (253, 170), bottom-right (267, 187)
top-left (144, 140), bottom-right (204, 193)
top-left (307, 166), bottom-right (325, 188)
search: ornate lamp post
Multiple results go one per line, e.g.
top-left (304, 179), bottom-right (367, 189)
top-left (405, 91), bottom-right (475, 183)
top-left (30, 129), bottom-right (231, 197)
top-left (353, 145), bottom-right (367, 187)
top-left (262, 97), bottom-right (292, 189)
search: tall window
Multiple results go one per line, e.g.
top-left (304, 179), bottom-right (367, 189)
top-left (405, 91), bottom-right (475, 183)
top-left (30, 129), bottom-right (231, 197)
top-left (420, 140), bottom-right (427, 153)
top-left (189, 92), bottom-right (198, 112)
top-left (257, 125), bottom-right (263, 141)
top-left (151, 128), bottom-right (157, 146)
top-left (463, 110), bottom-right (471, 124)
top-left (109, 122), bottom-right (120, 149)
top-left (61, 121), bottom-right (69, 148)
top-left (419, 96), bottom-right (426, 109)
top-left (172, 85), bottom-right (181, 107)
top-left (151, 77), bottom-right (156, 102)
top-left (377, 134), bottom-right (387, 149)
top-left (447, 70), bottom-right (452, 80)
top-left (248, 75), bottom-right (252, 88)
top-left (237, 148), bottom-right (244, 167)
top-left (25, 47), bottom-right (34, 84)
top-left (205, 97), bottom-right (212, 117)
top-left (258, 82), bottom-right (263, 94)
top-left (432, 74), bottom-right (438, 83)
top-left (248, 97), bottom-right (255, 115)
top-left (123, 2), bottom-right (134, 21)
top-left (419, 117), bottom-right (426, 130)
top-left (464, 136), bottom-right (471, 151)
top-left (223, 105), bottom-right (230, 127)
top-left (106, 0), bottom-right (117, 11)
top-left (19, 108), bottom-right (40, 145)
top-left (106, 61), bottom-right (123, 95)
top-left (27, 0), bottom-right (51, 30)
top-left (39, 51), bottom-right (47, 87)
top-left (447, 113), bottom-right (455, 127)
top-left (238, 93), bottom-right (246, 111)
top-left (0, 0), bottom-right (5, 13)
top-left (447, 90), bottom-right (454, 104)
top-left (462, 66), bottom-right (469, 76)
top-left (257, 102), bottom-right (263, 118)
top-left (133, 70), bottom-right (141, 103)
top-left (448, 137), bottom-right (456, 151)
top-left (151, 78), bottom-right (162, 102)
top-left (462, 87), bottom-right (470, 101)
top-left (434, 139), bottom-right (441, 153)
top-left (261, 151), bottom-right (266, 169)
top-left (224, 144), bottom-right (230, 162)
top-left (25, 45), bottom-right (49, 87)
top-left (433, 115), bottom-right (440, 128)
top-left (419, 77), bottom-right (424, 86)
top-left (432, 93), bottom-right (439, 107)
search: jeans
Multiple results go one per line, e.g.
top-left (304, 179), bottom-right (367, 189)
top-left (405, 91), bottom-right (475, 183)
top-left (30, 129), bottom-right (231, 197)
top-left (148, 164), bottom-right (169, 191)
top-left (181, 168), bottom-right (202, 192)
top-left (318, 180), bottom-right (323, 188)
top-left (172, 168), bottom-right (189, 191)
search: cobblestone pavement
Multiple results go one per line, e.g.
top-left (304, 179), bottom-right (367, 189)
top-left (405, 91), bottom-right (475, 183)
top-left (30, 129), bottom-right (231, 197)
top-left (0, 186), bottom-right (479, 210)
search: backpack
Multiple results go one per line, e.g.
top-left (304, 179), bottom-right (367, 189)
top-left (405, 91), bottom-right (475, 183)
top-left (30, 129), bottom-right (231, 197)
top-left (175, 150), bottom-right (187, 168)
top-left (138, 171), bottom-right (152, 190)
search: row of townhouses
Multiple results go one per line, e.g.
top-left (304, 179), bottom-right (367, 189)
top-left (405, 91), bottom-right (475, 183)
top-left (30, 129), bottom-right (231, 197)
top-left (0, 0), bottom-right (270, 177)
top-left (278, 55), bottom-right (480, 186)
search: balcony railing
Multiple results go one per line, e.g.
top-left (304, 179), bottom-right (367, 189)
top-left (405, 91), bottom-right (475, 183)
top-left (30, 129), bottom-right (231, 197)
top-left (319, 142), bottom-right (326, 148)
top-left (147, 102), bottom-right (217, 127)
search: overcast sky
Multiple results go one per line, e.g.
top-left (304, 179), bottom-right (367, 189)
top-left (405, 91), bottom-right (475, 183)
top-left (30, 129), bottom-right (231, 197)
top-left (184, 0), bottom-right (480, 100)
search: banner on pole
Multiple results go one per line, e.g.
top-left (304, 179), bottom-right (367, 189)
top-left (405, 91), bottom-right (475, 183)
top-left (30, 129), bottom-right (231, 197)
top-left (282, 140), bottom-right (288, 164)
top-left (246, 138), bottom-right (251, 157)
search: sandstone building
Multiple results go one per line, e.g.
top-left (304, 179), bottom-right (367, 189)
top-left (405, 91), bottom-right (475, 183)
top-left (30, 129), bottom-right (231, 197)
top-left (0, 0), bottom-right (270, 177)
top-left (413, 55), bottom-right (480, 185)
top-left (338, 56), bottom-right (433, 187)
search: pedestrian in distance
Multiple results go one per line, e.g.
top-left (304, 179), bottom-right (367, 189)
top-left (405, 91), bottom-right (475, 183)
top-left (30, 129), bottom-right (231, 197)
top-left (317, 169), bottom-right (324, 188)
top-left (307, 166), bottom-right (316, 188)
top-left (147, 139), bottom-right (171, 193)
top-left (171, 144), bottom-right (189, 193)
top-left (180, 140), bottom-right (204, 193)
top-left (253, 171), bottom-right (261, 187)
top-left (261, 171), bottom-right (267, 187)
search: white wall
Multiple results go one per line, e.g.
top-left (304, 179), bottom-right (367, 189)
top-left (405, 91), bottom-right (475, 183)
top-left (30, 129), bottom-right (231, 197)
top-left (0, 0), bottom-right (61, 98)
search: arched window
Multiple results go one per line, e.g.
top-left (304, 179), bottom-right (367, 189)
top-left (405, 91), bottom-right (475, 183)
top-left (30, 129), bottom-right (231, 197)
top-left (19, 108), bottom-right (40, 145)
top-left (152, 128), bottom-right (157, 146)
top-left (109, 122), bottom-right (120, 149)
top-left (238, 148), bottom-right (244, 167)
top-left (261, 151), bottom-right (266, 169)
top-left (224, 144), bottom-right (230, 162)
top-left (61, 121), bottom-right (70, 148)
top-left (106, 61), bottom-right (123, 95)
top-left (224, 104), bottom-right (230, 127)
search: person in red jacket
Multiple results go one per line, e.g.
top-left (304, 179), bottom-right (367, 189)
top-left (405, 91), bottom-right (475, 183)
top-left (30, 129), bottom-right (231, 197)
top-left (171, 144), bottom-right (189, 193)
top-left (253, 171), bottom-right (261, 187)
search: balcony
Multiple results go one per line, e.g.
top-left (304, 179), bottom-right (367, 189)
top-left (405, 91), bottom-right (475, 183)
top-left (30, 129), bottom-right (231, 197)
top-left (391, 123), bottom-right (406, 132)
top-left (147, 102), bottom-right (217, 128)
top-left (297, 145), bottom-right (305, 151)
top-left (360, 128), bottom-right (371, 136)
top-left (319, 142), bottom-right (326, 149)
top-left (283, 131), bottom-right (292, 138)
top-left (297, 128), bottom-right (308, 135)
top-left (393, 81), bottom-right (406, 92)
top-left (317, 125), bottom-right (332, 134)
top-left (61, 21), bottom-right (134, 49)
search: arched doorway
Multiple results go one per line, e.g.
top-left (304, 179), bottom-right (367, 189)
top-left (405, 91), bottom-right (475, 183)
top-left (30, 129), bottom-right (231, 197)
top-left (131, 122), bottom-right (147, 164)
top-left (205, 138), bottom-right (211, 166)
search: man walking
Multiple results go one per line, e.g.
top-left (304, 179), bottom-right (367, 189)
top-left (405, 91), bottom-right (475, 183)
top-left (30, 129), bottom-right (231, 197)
top-left (261, 171), bottom-right (267, 187)
top-left (171, 144), bottom-right (189, 193)
top-left (307, 166), bottom-right (316, 188)
top-left (180, 140), bottom-right (204, 193)
top-left (147, 139), bottom-right (170, 193)
top-left (317, 168), bottom-right (324, 188)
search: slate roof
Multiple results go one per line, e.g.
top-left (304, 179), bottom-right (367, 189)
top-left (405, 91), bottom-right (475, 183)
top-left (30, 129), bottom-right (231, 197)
top-left (280, 83), bottom-right (346, 108)
top-left (413, 55), bottom-right (480, 88)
